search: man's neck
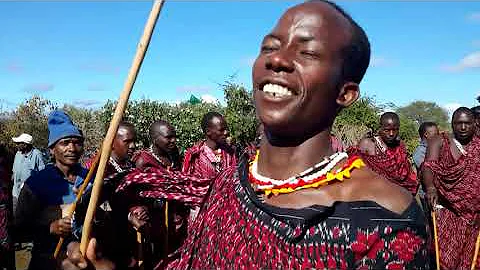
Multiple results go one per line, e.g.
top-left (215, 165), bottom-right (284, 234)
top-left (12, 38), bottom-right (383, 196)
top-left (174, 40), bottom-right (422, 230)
top-left (205, 138), bottom-right (218, 151)
top-left (110, 152), bottom-right (126, 165)
top-left (21, 147), bottom-right (32, 155)
top-left (55, 162), bottom-right (77, 181)
top-left (152, 145), bottom-right (170, 161)
top-left (257, 131), bottom-right (333, 180)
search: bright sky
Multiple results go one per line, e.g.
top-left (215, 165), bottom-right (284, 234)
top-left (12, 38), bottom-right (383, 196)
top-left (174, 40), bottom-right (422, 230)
top-left (1, 1), bottom-right (479, 115)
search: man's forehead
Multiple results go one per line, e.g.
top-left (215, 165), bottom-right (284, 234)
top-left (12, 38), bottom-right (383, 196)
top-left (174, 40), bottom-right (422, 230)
top-left (273, 2), bottom-right (351, 36)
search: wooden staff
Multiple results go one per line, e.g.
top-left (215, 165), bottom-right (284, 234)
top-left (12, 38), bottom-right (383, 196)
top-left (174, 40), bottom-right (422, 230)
top-left (471, 230), bottom-right (480, 270)
top-left (80, 0), bottom-right (166, 255)
top-left (164, 201), bottom-right (169, 259)
top-left (53, 149), bottom-right (101, 258)
top-left (432, 210), bottom-right (440, 270)
top-left (137, 231), bottom-right (144, 270)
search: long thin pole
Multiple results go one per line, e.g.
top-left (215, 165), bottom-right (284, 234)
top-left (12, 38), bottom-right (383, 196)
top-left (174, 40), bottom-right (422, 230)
top-left (471, 230), bottom-right (480, 270)
top-left (79, 0), bottom-right (166, 255)
top-left (432, 210), bottom-right (440, 270)
top-left (53, 149), bottom-right (101, 258)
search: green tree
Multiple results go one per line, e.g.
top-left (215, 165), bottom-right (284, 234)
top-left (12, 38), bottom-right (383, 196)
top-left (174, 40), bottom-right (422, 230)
top-left (223, 82), bottom-right (257, 146)
top-left (396, 101), bottom-right (449, 130)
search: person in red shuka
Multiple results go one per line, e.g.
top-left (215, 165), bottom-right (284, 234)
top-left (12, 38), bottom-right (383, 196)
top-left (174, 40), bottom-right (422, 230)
top-left (423, 107), bottom-right (480, 270)
top-left (351, 112), bottom-right (418, 195)
top-left (62, 1), bottom-right (429, 269)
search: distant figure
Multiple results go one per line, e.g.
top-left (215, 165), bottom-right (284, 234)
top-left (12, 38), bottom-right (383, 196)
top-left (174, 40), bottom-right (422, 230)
top-left (14, 110), bottom-right (87, 270)
top-left (423, 107), bottom-right (480, 269)
top-left (182, 111), bottom-right (236, 179)
top-left (471, 105), bottom-right (480, 135)
top-left (352, 112), bottom-right (418, 195)
top-left (11, 133), bottom-right (45, 212)
top-left (413, 122), bottom-right (439, 170)
top-left (0, 144), bottom-right (13, 269)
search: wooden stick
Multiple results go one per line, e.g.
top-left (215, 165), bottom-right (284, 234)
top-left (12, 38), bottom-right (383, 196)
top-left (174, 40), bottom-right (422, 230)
top-left (164, 200), bottom-right (169, 258)
top-left (471, 229), bottom-right (480, 270)
top-left (432, 210), bottom-right (440, 270)
top-left (53, 149), bottom-right (101, 258)
top-left (137, 231), bottom-right (144, 270)
top-left (79, 0), bottom-right (166, 255)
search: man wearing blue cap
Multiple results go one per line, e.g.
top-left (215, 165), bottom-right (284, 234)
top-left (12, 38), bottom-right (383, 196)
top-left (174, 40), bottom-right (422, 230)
top-left (14, 110), bottom-right (88, 270)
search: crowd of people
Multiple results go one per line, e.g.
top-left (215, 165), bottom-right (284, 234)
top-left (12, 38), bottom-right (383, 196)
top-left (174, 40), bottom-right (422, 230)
top-left (0, 1), bottom-right (479, 269)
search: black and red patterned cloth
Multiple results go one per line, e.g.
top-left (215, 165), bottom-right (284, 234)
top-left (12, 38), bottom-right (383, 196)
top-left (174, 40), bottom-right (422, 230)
top-left (182, 141), bottom-right (237, 179)
top-left (349, 141), bottom-right (418, 195)
top-left (161, 159), bottom-right (429, 269)
top-left (423, 133), bottom-right (480, 269)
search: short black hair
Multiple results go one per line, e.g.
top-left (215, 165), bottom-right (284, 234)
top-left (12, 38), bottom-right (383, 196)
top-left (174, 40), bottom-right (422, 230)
top-left (119, 121), bottom-right (135, 132)
top-left (380, 112), bottom-right (400, 125)
top-left (470, 105), bottom-right (480, 119)
top-left (309, 0), bottom-right (371, 84)
top-left (418, 121), bottom-right (437, 138)
top-left (149, 120), bottom-right (171, 140)
top-left (201, 111), bottom-right (224, 133)
top-left (452, 107), bottom-right (474, 120)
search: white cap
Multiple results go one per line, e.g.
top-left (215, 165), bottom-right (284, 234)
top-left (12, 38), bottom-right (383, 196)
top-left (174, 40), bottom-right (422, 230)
top-left (12, 133), bottom-right (33, 144)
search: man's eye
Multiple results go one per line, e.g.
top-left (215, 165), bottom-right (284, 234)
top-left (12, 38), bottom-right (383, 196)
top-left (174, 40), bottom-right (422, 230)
top-left (300, 51), bottom-right (320, 59)
top-left (261, 45), bottom-right (277, 53)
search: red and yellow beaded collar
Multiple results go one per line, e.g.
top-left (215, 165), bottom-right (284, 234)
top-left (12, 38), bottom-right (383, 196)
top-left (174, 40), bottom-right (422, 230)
top-left (248, 151), bottom-right (365, 196)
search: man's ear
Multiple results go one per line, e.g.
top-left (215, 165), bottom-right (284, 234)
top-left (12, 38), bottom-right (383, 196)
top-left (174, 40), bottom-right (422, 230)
top-left (336, 82), bottom-right (360, 108)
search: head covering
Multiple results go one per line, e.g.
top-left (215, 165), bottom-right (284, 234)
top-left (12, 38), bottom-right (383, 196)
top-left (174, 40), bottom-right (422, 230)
top-left (12, 133), bottom-right (33, 144)
top-left (47, 110), bottom-right (83, 147)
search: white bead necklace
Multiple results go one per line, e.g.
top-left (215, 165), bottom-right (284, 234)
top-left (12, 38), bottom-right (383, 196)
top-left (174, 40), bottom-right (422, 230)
top-left (251, 152), bottom-right (349, 190)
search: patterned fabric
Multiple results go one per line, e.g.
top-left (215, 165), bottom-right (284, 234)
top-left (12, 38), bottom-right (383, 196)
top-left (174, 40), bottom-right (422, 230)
top-left (349, 141), bottom-right (418, 195)
top-left (182, 141), bottom-right (237, 180)
top-left (132, 149), bottom-right (178, 171)
top-left (423, 133), bottom-right (480, 269)
top-left (0, 183), bottom-right (8, 251)
top-left (117, 167), bottom-right (210, 208)
top-left (166, 158), bottom-right (430, 269)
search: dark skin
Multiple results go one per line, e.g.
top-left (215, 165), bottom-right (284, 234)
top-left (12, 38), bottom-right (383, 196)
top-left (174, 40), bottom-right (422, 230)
top-left (205, 116), bottom-right (228, 151)
top-left (16, 142), bottom-right (32, 154)
top-left (49, 136), bottom-right (84, 238)
top-left (253, 2), bottom-right (411, 213)
top-left (111, 126), bottom-right (136, 165)
top-left (423, 125), bottom-right (439, 141)
top-left (136, 123), bottom-right (177, 170)
top-left (423, 111), bottom-right (476, 207)
top-left (62, 2), bottom-right (412, 269)
top-left (358, 117), bottom-right (400, 155)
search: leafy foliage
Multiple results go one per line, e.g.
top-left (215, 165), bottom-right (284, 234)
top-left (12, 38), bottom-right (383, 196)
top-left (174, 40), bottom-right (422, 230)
top-left (396, 101), bottom-right (449, 130)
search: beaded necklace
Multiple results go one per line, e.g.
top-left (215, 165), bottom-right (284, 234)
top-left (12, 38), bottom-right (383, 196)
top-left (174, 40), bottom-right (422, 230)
top-left (109, 157), bottom-right (125, 173)
top-left (149, 145), bottom-right (173, 170)
top-left (249, 151), bottom-right (365, 196)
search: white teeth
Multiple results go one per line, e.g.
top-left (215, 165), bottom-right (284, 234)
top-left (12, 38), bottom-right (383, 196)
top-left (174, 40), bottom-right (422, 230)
top-left (262, 83), bottom-right (293, 97)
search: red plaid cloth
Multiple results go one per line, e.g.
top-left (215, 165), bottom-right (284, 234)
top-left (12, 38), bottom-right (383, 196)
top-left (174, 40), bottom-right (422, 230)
top-left (423, 133), bottom-right (480, 269)
top-left (349, 141), bottom-right (418, 195)
top-left (116, 167), bottom-right (211, 207)
top-left (182, 141), bottom-right (236, 179)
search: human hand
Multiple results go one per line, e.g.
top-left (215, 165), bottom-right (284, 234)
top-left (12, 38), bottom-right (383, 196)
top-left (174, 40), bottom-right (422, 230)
top-left (61, 239), bottom-right (115, 270)
top-left (426, 187), bottom-right (438, 209)
top-left (128, 206), bottom-right (150, 230)
top-left (50, 217), bottom-right (72, 237)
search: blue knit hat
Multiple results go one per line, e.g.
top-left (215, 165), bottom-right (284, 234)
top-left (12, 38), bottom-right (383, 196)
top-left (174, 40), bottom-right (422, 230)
top-left (47, 110), bottom-right (83, 147)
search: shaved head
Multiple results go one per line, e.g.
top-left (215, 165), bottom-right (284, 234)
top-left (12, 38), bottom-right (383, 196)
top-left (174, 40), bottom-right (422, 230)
top-left (380, 112), bottom-right (400, 126)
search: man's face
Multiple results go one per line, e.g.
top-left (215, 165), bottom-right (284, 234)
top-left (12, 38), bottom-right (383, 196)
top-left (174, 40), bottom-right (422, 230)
top-left (252, 2), bottom-right (356, 138)
top-left (452, 112), bottom-right (475, 143)
top-left (207, 116), bottom-right (228, 146)
top-left (112, 126), bottom-right (136, 161)
top-left (424, 125), bottom-right (439, 140)
top-left (153, 125), bottom-right (177, 153)
top-left (379, 118), bottom-right (400, 146)
top-left (50, 137), bottom-right (84, 167)
top-left (16, 142), bottom-right (28, 152)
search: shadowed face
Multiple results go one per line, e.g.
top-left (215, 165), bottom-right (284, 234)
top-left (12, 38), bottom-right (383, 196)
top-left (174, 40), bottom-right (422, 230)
top-left (153, 124), bottom-right (177, 153)
top-left (452, 112), bottom-right (475, 143)
top-left (252, 2), bottom-right (359, 140)
top-left (379, 117), bottom-right (400, 146)
top-left (207, 116), bottom-right (228, 146)
top-left (112, 126), bottom-right (136, 161)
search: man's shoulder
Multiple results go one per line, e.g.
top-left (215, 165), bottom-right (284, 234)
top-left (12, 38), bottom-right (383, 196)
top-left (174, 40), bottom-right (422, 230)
top-left (346, 167), bottom-right (413, 215)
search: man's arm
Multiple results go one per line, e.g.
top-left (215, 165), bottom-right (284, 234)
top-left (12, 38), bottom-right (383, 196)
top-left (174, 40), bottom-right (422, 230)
top-left (358, 138), bottom-right (376, 156)
top-left (422, 135), bottom-right (442, 207)
top-left (35, 149), bottom-right (45, 171)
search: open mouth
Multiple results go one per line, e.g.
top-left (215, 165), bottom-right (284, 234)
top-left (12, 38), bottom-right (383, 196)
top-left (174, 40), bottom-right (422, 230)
top-left (261, 83), bottom-right (294, 98)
